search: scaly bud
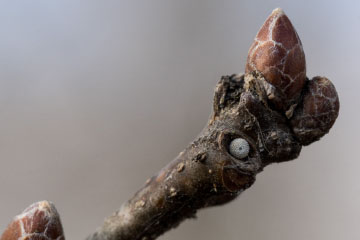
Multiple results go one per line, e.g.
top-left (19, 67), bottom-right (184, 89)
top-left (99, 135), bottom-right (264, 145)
top-left (245, 8), bottom-right (306, 112)
top-left (290, 76), bottom-right (340, 145)
top-left (0, 201), bottom-right (65, 240)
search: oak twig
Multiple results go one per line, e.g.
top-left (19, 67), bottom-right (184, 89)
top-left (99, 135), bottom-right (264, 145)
top-left (1, 8), bottom-right (339, 240)
top-left (86, 72), bottom-right (303, 240)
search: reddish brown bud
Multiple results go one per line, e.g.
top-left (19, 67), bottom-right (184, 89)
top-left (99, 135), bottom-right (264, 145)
top-left (290, 76), bottom-right (340, 145)
top-left (245, 8), bottom-right (306, 111)
top-left (1, 201), bottom-right (65, 240)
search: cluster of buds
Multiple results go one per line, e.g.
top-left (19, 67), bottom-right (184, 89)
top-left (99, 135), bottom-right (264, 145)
top-left (245, 8), bottom-right (339, 145)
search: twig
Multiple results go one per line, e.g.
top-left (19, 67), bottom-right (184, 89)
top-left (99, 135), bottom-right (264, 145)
top-left (1, 8), bottom-right (339, 240)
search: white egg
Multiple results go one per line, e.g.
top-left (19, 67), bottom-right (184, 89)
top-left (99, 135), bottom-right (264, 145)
top-left (229, 138), bottom-right (250, 159)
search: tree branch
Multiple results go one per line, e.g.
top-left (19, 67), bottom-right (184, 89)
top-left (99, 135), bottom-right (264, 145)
top-left (86, 72), bottom-right (302, 240)
top-left (0, 8), bottom-right (339, 240)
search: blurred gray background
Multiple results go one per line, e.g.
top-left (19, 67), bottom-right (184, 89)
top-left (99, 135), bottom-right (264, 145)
top-left (0, 1), bottom-right (359, 239)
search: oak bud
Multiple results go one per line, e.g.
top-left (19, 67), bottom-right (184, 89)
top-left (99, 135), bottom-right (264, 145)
top-left (290, 76), bottom-right (339, 145)
top-left (0, 201), bottom-right (65, 240)
top-left (245, 8), bottom-right (306, 112)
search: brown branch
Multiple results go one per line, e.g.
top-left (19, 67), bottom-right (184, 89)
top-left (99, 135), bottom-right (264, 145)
top-left (0, 8), bottom-right (339, 240)
top-left (86, 72), bottom-right (303, 240)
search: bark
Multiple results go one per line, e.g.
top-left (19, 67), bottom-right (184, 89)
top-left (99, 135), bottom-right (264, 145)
top-left (86, 73), bottom-right (303, 240)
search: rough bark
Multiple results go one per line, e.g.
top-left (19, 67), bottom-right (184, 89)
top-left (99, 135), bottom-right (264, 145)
top-left (86, 72), bottom-right (304, 240)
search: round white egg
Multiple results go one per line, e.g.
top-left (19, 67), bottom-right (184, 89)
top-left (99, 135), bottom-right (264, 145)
top-left (229, 138), bottom-right (250, 159)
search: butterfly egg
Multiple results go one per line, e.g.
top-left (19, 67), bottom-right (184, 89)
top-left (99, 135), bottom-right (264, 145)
top-left (229, 138), bottom-right (250, 159)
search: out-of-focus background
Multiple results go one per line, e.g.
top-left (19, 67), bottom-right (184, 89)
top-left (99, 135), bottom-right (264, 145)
top-left (0, 1), bottom-right (358, 239)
